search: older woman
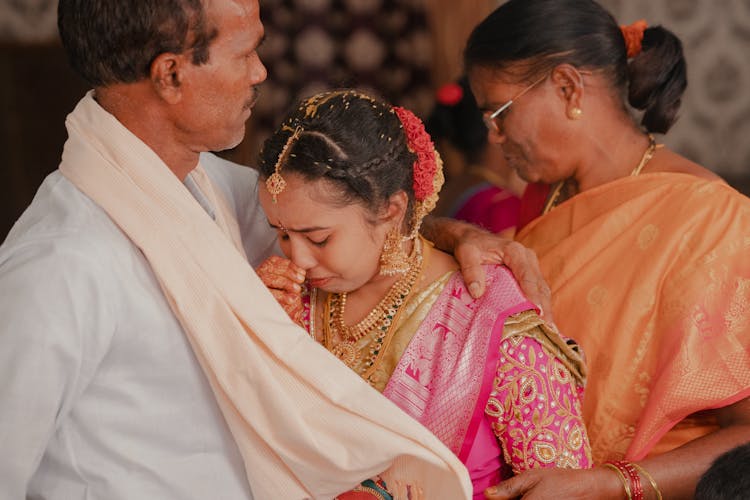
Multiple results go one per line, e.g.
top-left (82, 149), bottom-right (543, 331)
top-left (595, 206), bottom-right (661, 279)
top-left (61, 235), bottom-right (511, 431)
top-left (256, 90), bottom-right (591, 499)
top-left (464, 0), bottom-right (750, 498)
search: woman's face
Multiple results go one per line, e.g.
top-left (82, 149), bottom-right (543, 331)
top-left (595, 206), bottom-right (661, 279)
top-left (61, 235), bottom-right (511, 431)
top-left (469, 66), bottom-right (572, 184)
top-left (258, 174), bottom-right (392, 293)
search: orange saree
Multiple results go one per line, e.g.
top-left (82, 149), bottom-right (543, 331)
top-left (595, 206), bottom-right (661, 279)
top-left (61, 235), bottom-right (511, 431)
top-left (517, 172), bottom-right (750, 463)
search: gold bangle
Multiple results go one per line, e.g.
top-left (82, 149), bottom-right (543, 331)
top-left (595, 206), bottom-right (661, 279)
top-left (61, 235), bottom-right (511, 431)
top-left (631, 462), bottom-right (663, 500)
top-left (603, 463), bottom-right (633, 500)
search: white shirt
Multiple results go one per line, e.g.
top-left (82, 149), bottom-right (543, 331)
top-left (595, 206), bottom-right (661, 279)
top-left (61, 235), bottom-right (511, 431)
top-left (0, 153), bottom-right (277, 500)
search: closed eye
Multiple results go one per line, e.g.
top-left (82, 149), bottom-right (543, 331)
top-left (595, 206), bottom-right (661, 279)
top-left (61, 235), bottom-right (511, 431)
top-left (308, 236), bottom-right (329, 247)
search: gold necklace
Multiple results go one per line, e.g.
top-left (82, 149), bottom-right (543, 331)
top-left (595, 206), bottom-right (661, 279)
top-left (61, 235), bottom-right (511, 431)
top-left (541, 179), bottom-right (571, 215)
top-left (629, 133), bottom-right (660, 176)
top-left (542, 134), bottom-right (659, 215)
top-left (332, 238), bottom-right (422, 342)
top-left (323, 237), bottom-right (424, 375)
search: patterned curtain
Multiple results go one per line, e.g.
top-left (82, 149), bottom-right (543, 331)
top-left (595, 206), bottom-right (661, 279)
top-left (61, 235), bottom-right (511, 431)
top-left (228, 0), bottom-right (436, 166)
top-left (5, 0), bottom-right (744, 186)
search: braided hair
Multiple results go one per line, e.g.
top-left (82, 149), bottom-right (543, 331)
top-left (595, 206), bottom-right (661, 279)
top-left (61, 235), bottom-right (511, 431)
top-left (258, 90), bottom-right (418, 223)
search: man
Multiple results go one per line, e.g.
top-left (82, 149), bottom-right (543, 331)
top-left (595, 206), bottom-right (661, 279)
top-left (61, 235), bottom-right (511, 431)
top-left (0, 0), bottom-right (547, 498)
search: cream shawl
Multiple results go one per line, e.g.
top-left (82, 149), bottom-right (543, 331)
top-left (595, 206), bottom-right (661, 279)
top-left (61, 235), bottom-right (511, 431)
top-left (59, 92), bottom-right (471, 499)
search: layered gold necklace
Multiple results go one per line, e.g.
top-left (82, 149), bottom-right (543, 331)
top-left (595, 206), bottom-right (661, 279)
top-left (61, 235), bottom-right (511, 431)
top-left (543, 134), bottom-right (660, 214)
top-left (321, 237), bottom-right (424, 381)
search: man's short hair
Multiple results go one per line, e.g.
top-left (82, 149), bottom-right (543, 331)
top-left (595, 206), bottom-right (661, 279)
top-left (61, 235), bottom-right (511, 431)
top-left (58, 0), bottom-right (217, 86)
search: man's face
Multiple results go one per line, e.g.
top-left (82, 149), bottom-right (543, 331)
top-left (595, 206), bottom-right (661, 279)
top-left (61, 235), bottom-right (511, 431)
top-left (176, 0), bottom-right (266, 153)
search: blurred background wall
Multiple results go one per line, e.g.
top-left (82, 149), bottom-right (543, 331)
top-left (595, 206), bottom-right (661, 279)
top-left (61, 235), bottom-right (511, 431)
top-left (599, 0), bottom-right (750, 189)
top-left (1, 0), bottom-right (749, 240)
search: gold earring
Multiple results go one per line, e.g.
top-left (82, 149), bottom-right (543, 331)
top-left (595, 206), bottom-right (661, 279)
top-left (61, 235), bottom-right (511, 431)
top-left (569, 107), bottom-right (583, 120)
top-left (379, 227), bottom-right (410, 276)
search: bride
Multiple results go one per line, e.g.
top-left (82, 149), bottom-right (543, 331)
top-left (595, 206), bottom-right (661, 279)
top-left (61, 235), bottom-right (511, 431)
top-left (257, 90), bottom-right (591, 499)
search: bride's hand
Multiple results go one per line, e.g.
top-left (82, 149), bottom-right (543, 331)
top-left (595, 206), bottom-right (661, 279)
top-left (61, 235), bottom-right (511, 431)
top-left (256, 255), bottom-right (306, 324)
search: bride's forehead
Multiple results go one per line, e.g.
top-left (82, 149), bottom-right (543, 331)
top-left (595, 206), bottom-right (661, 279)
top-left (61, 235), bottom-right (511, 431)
top-left (269, 187), bottom-right (368, 224)
top-left (260, 171), bottom-right (379, 226)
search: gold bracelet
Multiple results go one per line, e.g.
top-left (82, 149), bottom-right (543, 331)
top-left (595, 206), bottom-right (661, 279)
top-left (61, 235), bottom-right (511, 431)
top-left (603, 463), bottom-right (633, 500)
top-left (631, 462), bottom-right (662, 500)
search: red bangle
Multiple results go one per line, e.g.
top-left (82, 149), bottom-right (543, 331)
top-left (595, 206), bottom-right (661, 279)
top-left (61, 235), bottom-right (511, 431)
top-left (607, 461), bottom-right (644, 500)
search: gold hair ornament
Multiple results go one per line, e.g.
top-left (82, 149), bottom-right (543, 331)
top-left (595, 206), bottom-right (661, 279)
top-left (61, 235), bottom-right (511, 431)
top-left (300, 89), bottom-right (378, 119)
top-left (266, 125), bottom-right (302, 203)
top-left (267, 90), bottom-right (380, 203)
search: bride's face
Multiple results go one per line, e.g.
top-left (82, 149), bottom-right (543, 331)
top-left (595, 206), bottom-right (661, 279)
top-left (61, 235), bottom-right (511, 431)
top-left (258, 174), bottom-right (391, 293)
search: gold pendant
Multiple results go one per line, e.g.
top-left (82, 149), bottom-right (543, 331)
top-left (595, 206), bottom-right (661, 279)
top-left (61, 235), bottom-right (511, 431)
top-left (330, 340), bottom-right (360, 367)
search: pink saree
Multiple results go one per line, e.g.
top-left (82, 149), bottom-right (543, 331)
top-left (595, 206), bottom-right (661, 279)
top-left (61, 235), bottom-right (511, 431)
top-left (303, 265), bottom-right (591, 498)
top-left (384, 266), bottom-right (531, 458)
top-left (383, 266), bottom-right (590, 497)
top-left (452, 184), bottom-right (522, 234)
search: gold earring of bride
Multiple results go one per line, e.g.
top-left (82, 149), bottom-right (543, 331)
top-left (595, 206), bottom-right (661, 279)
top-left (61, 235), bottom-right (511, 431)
top-left (379, 226), bottom-right (410, 276)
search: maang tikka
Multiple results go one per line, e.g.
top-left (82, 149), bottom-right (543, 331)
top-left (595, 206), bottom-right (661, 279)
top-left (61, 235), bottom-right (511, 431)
top-left (266, 125), bottom-right (302, 203)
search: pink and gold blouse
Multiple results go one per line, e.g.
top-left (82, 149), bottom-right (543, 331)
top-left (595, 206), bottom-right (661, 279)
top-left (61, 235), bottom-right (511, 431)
top-left (467, 313), bottom-right (592, 496)
top-left (304, 265), bottom-right (591, 499)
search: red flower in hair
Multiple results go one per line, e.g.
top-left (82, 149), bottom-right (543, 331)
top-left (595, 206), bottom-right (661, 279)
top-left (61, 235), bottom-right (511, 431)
top-left (621, 19), bottom-right (648, 58)
top-left (436, 83), bottom-right (463, 106)
top-left (393, 106), bottom-right (437, 202)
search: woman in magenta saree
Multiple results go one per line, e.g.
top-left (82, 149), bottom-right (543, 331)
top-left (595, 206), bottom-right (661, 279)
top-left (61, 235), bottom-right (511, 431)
top-left (256, 90), bottom-right (591, 498)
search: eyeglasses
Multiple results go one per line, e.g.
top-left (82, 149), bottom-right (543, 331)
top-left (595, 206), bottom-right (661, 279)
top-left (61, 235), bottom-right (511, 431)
top-left (482, 74), bottom-right (548, 133)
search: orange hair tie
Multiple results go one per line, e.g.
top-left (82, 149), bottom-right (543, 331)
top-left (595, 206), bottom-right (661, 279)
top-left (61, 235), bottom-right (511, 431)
top-left (620, 19), bottom-right (648, 58)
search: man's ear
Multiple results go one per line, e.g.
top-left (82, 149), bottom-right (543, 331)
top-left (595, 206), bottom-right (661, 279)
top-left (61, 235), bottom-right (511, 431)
top-left (150, 52), bottom-right (184, 104)
top-left (550, 64), bottom-right (585, 118)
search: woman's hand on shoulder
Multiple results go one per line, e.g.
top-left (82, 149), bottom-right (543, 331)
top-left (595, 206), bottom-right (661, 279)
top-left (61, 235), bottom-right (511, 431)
top-left (256, 255), bottom-right (306, 324)
top-left (423, 217), bottom-right (552, 320)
